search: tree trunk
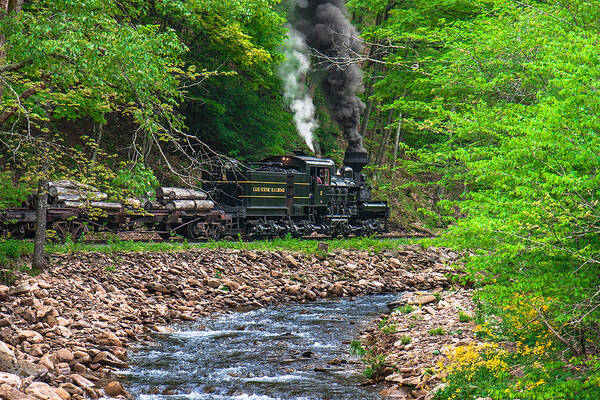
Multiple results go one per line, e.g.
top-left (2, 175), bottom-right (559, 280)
top-left (391, 112), bottom-right (403, 170)
top-left (376, 108), bottom-right (395, 166)
top-left (32, 178), bottom-right (48, 270)
top-left (360, 71), bottom-right (377, 139)
top-left (91, 120), bottom-right (103, 161)
top-left (366, 101), bottom-right (382, 162)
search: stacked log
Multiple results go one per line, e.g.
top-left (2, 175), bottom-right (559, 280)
top-left (165, 199), bottom-right (214, 211)
top-left (156, 187), bottom-right (208, 200)
top-left (153, 187), bottom-right (212, 211)
top-left (47, 180), bottom-right (118, 211)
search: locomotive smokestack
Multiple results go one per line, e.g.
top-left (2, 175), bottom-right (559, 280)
top-left (293, 0), bottom-right (368, 169)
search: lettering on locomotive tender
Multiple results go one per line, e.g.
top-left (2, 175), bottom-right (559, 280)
top-left (252, 186), bottom-right (286, 193)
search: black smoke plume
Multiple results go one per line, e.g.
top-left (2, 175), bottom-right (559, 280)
top-left (293, 0), bottom-right (366, 153)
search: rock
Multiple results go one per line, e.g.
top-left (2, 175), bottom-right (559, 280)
top-left (97, 331), bottom-right (122, 347)
top-left (283, 255), bottom-right (298, 267)
top-left (386, 300), bottom-right (405, 310)
top-left (0, 384), bottom-right (35, 400)
top-left (71, 364), bottom-right (86, 374)
top-left (103, 382), bottom-right (126, 397)
top-left (53, 388), bottom-right (70, 400)
top-left (328, 283), bottom-right (344, 297)
top-left (388, 258), bottom-right (402, 266)
top-left (57, 385), bottom-right (81, 396)
top-left (25, 383), bottom-right (63, 400)
top-left (69, 375), bottom-right (93, 389)
top-left (402, 375), bottom-right (422, 387)
top-left (0, 373), bottom-right (21, 388)
top-left (317, 242), bottom-right (329, 252)
top-left (14, 359), bottom-right (47, 378)
top-left (284, 285), bottom-right (301, 295)
top-left (0, 341), bottom-right (17, 372)
top-left (243, 251), bottom-right (259, 261)
top-left (408, 295), bottom-right (437, 306)
top-left (17, 331), bottom-right (43, 344)
top-left (8, 284), bottom-right (31, 297)
top-left (55, 349), bottom-right (74, 363)
top-left (144, 283), bottom-right (170, 294)
top-left (154, 326), bottom-right (173, 333)
top-left (204, 279), bottom-right (220, 289)
top-left (379, 385), bottom-right (411, 398)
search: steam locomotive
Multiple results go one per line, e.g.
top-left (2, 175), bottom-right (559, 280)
top-left (0, 153), bottom-right (388, 241)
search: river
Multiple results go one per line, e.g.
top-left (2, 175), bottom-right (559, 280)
top-left (121, 293), bottom-right (401, 400)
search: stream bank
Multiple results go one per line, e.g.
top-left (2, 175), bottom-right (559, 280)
top-left (0, 245), bottom-right (459, 400)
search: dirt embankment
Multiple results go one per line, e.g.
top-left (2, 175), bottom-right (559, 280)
top-left (0, 246), bottom-right (460, 400)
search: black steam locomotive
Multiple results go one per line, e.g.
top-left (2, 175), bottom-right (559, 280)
top-left (204, 153), bottom-right (388, 238)
top-left (0, 153), bottom-right (388, 241)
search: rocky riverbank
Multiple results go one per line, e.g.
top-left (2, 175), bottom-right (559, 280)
top-left (0, 245), bottom-right (460, 400)
top-left (358, 290), bottom-right (477, 400)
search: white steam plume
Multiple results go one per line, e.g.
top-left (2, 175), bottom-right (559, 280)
top-left (278, 28), bottom-right (318, 153)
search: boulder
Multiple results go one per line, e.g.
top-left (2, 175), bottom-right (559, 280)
top-left (328, 283), bottom-right (344, 297)
top-left (283, 255), bottom-right (298, 267)
top-left (54, 349), bottom-right (74, 363)
top-left (69, 375), bottom-right (93, 389)
top-left (17, 331), bottom-right (43, 344)
top-left (25, 383), bottom-right (63, 400)
top-left (96, 331), bottom-right (122, 347)
top-left (8, 284), bottom-right (31, 297)
top-left (52, 388), bottom-right (69, 400)
top-left (0, 373), bottom-right (21, 388)
top-left (0, 341), bottom-right (17, 372)
top-left (103, 382), bottom-right (126, 397)
top-left (408, 295), bottom-right (436, 306)
top-left (0, 384), bottom-right (35, 400)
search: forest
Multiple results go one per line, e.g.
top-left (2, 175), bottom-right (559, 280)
top-left (1, 0), bottom-right (600, 399)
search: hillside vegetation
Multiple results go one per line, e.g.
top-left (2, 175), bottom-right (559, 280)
top-left (2, 0), bottom-right (600, 398)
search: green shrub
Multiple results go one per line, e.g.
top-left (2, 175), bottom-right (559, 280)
top-left (111, 162), bottom-right (159, 198)
top-left (394, 305), bottom-right (415, 314)
top-left (458, 311), bottom-right (474, 323)
top-left (0, 172), bottom-right (30, 209)
top-left (429, 327), bottom-right (446, 336)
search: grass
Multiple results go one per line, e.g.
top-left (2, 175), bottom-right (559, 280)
top-left (0, 236), bottom-right (419, 256)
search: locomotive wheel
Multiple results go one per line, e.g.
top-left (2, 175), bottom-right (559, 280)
top-left (51, 220), bottom-right (88, 242)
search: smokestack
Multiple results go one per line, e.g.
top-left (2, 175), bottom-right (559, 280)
top-left (293, 0), bottom-right (368, 171)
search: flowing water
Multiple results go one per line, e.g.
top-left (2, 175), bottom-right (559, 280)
top-left (122, 293), bottom-right (401, 400)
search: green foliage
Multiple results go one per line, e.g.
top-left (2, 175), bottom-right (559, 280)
top-left (350, 340), bottom-right (366, 357)
top-left (0, 172), bottom-right (30, 209)
top-left (394, 305), bottom-right (415, 314)
top-left (428, 327), bottom-right (446, 336)
top-left (458, 311), bottom-right (473, 323)
top-left (378, 317), bottom-right (398, 335)
top-left (112, 162), bottom-right (159, 198)
top-left (400, 336), bottom-right (412, 345)
top-left (0, 239), bottom-right (27, 265)
top-left (347, 0), bottom-right (600, 396)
